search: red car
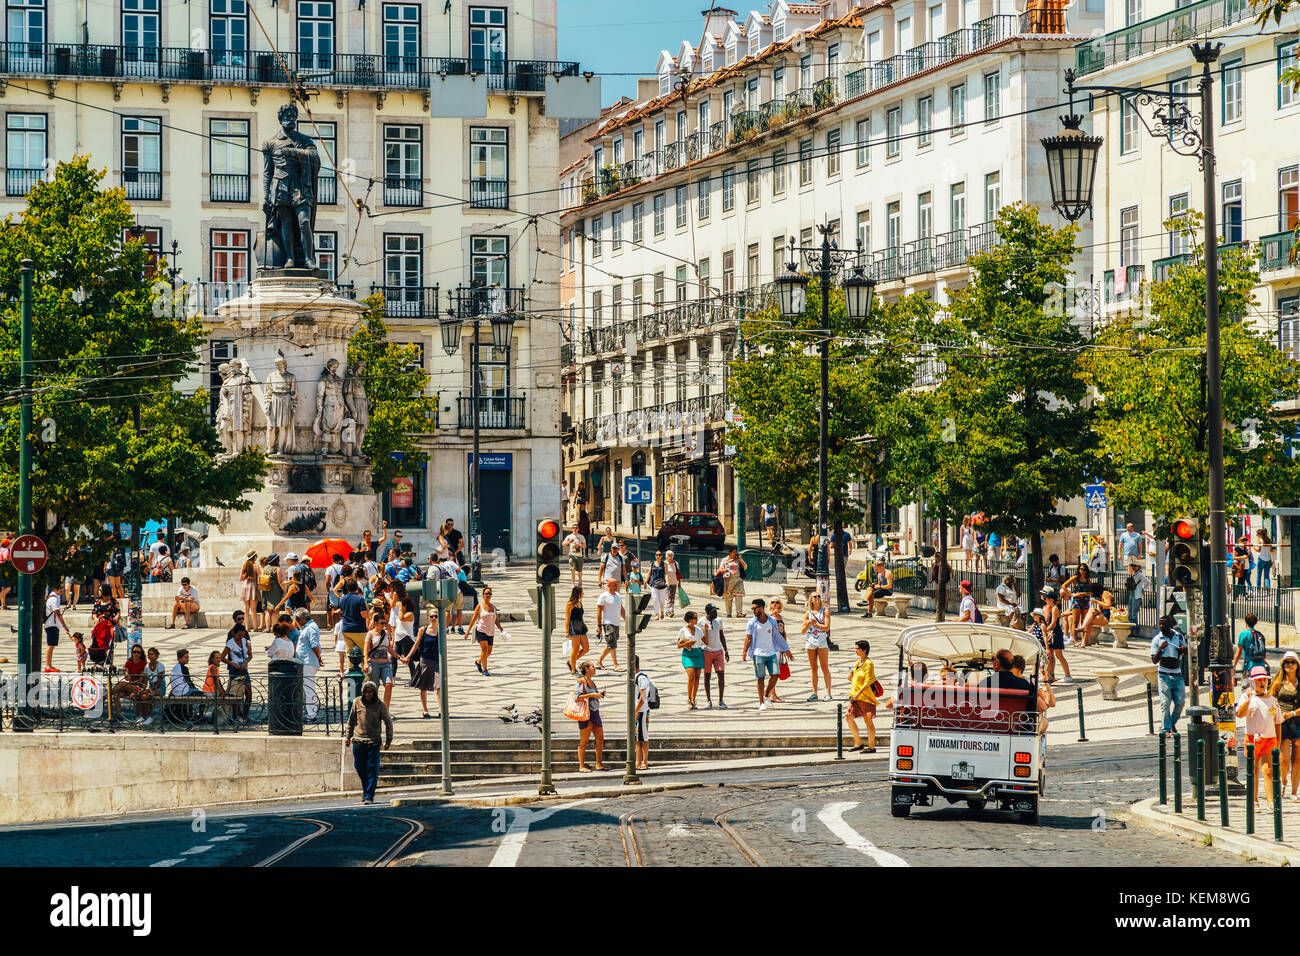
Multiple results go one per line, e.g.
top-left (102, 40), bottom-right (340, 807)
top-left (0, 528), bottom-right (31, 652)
top-left (657, 512), bottom-right (726, 549)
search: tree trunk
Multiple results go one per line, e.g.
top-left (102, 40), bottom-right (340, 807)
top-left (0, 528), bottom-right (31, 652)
top-left (833, 516), bottom-right (849, 612)
top-left (935, 514), bottom-right (949, 622)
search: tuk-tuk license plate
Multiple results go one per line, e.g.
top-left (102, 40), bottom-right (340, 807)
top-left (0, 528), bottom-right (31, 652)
top-left (951, 762), bottom-right (975, 781)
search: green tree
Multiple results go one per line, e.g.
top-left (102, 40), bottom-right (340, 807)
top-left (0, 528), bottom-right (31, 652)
top-left (729, 280), bottom-right (930, 605)
top-left (888, 204), bottom-right (1096, 595)
top-left (347, 293), bottom-right (439, 493)
top-left (1083, 214), bottom-right (1300, 521)
top-left (0, 156), bottom-right (265, 576)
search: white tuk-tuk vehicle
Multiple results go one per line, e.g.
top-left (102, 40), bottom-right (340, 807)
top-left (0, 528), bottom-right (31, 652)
top-left (888, 623), bottom-right (1048, 823)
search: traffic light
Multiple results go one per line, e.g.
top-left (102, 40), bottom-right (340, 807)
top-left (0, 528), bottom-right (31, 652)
top-left (1170, 516), bottom-right (1200, 588)
top-left (536, 517), bottom-right (561, 584)
top-left (627, 593), bottom-right (652, 637)
top-left (527, 585), bottom-right (555, 632)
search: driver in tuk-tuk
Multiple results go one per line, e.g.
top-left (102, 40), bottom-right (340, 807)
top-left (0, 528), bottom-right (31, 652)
top-left (978, 649), bottom-right (1033, 694)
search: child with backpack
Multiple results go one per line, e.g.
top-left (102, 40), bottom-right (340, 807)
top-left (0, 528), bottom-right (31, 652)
top-left (1235, 613), bottom-right (1270, 677)
top-left (634, 656), bottom-right (659, 771)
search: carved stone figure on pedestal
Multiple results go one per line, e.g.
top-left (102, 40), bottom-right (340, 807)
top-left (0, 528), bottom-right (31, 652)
top-left (263, 351), bottom-right (299, 454)
top-left (261, 102), bottom-right (320, 269)
top-left (344, 360), bottom-right (370, 457)
top-left (217, 360), bottom-right (255, 455)
top-left (313, 357), bottom-right (346, 454)
top-left (341, 418), bottom-right (357, 459)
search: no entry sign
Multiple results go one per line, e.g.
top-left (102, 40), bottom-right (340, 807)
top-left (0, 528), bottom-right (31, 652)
top-left (9, 534), bottom-right (48, 574)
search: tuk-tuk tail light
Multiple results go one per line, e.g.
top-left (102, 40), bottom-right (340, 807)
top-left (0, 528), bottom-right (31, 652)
top-left (897, 745), bottom-right (914, 757)
top-left (896, 758), bottom-right (913, 770)
top-left (1014, 752), bottom-right (1031, 764)
top-left (1013, 765), bottom-right (1032, 778)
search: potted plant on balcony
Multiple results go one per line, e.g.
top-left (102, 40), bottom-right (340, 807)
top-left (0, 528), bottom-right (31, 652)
top-left (599, 164), bottom-right (620, 193)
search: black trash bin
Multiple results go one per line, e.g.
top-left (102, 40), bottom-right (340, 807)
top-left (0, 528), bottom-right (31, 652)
top-left (268, 658), bottom-right (304, 736)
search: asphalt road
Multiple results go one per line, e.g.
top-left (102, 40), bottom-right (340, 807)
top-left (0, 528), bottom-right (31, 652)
top-left (0, 739), bottom-right (1258, 867)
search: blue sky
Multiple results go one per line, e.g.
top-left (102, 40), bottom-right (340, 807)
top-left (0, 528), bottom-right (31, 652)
top-left (558, 0), bottom-right (720, 105)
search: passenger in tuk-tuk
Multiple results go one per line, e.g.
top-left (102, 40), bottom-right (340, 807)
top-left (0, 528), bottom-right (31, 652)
top-left (978, 649), bottom-right (1033, 693)
top-left (1011, 653), bottom-right (1054, 730)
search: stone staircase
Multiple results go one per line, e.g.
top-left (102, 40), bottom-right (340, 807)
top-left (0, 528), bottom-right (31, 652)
top-left (379, 734), bottom-right (839, 786)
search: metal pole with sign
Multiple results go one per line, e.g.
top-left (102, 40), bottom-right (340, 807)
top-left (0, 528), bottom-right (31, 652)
top-left (623, 476), bottom-right (653, 572)
top-left (15, 261), bottom-right (35, 730)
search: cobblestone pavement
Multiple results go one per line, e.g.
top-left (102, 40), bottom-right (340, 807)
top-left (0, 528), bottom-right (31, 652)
top-left (0, 739), bottom-right (1261, 866)
top-left (0, 564), bottom-right (1168, 740)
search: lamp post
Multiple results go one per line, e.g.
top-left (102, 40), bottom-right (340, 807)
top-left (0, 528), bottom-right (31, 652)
top-left (774, 223), bottom-right (876, 611)
top-left (1041, 43), bottom-right (1227, 703)
top-left (441, 282), bottom-right (516, 584)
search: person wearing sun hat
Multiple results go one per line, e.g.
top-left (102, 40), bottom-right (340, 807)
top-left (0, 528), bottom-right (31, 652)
top-left (1273, 651), bottom-right (1300, 802)
top-left (1237, 664), bottom-right (1284, 808)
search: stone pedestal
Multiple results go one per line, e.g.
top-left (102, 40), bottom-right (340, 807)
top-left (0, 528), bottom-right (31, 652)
top-left (165, 272), bottom-right (381, 614)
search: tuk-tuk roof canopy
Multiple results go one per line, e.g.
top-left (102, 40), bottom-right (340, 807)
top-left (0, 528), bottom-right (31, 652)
top-left (895, 622), bottom-right (1042, 663)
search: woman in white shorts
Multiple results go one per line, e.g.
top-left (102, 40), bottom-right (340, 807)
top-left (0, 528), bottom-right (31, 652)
top-left (663, 550), bottom-right (681, 616)
top-left (802, 592), bottom-right (833, 702)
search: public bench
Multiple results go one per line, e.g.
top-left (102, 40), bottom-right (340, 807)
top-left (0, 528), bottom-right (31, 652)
top-left (1094, 663), bottom-right (1158, 701)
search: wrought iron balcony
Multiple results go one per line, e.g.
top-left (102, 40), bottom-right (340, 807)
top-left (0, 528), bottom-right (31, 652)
top-left (384, 176), bottom-right (422, 207)
top-left (372, 283), bottom-right (439, 318)
top-left (0, 42), bottom-right (580, 93)
top-left (123, 169), bottom-right (162, 201)
top-left (451, 285), bottom-right (525, 318)
top-left (1262, 231), bottom-right (1298, 273)
top-left (6, 166), bottom-right (43, 197)
top-left (317, 175), bottom-right (337, 205)
top-left (575, 288), bottom-right (772, 360)
top-left (470, 178), bottom-right (509, 209)
top-left (1152, 252), bottom-right (1194, 283)
top-left (209, 173), bottom-right (250, 204)
top-left (457, 394), bottom-right (526, 429)
top-left (1075, 0), bottom-right (1251, 77)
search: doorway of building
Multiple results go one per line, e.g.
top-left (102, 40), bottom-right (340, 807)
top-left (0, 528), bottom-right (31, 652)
top-left (480, 468), bottom-right (512, 555)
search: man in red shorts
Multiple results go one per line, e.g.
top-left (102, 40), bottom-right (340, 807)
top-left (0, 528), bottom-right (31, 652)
top-left (701, 603), bottom-right (730, 709)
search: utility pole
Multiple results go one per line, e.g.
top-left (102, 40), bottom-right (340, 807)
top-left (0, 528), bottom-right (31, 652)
top-left (624, 592), bottom-right (651, 785)
top-left (538, 582), bottom-right (556, 795)
top-left (15, 259), bottom-right (35, 730)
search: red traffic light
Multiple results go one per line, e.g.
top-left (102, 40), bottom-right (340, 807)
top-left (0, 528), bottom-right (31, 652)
top-left (537, 519), bottom-right (560, 539)
top-left (1172, 519), bottom-right (1196, 540)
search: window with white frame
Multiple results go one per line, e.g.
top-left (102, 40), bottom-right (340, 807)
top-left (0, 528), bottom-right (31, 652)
top-left (211, 0), bottom-right (248, 68)
top-left (306, 120), bottom-right (337, 203)
top-left (383, 124), bottom-right (422, 205)
top-left (918, 95), bottom-right (932, 147)
top-left (773, 147), bottom-right (787, 195)
top-left (1125, 0), bottom-right (1142, 25)
top-left (653, 193), bottom-right (665, 235)
top-left (1222, 179), bottom-right (1243, 242)
top-left (296, 1), bottom-right (333, 70)
top-left (698, 176), bottom-right (711, 220)
top-left (1120, 98), bottom-right (1139, 155)
top-left (589, 215), bottom-right (602, 257)
top-left (471, 234), bottom-right (508, 286)
top-left (1222, 58), bottom-right (1242, 124)
top-left (886, 201), bottom-right (901, 252)
top-left (799, 138), bottom-right (813, 185)
top-left (675, 184), bottom-right (688, 228)
top-left (856, 210), bottom-right (870, 253)
top-left (856, 117), bottom-right (870, 168)
top-left (611, 208), bottom-right (624, 252)
top-left (827, 127), bottom-right (841, 176)
top-left (209, 117), bottom-right (249, 203)
top-left (746, 158), bottom-right (760, 204)
top-left (886, 107), bottom-right (900, 157)
top-left (632, 201), bottom-right (644, 244)
top-left (722, 167), bottom-right (735, 211)
top-left (951, 181), bottom-right (966, 232)
top-left (210, 229), bottom-right (251, 296)
top-left (122, 115), bottom-right (162, 201)
top-left (917, 191), bottom-right (933, 239)
top-left (747, 243), bottom-right (759, 287)
top-left (1119, 206), bottom-right (1139, 267)
top-left (1167, 192), bottom-right (1190, 255)
top-left (316, 231), bottom-right (337, 281)
top-left (950, 82), bottom-right (966, 134)
top-left (1280, 296), bottom-right (1300, 362)
top-left (1281, 41), bottom-right (1298, 109)
top-left (1280, 165), bottom-right (1300, 231)
top-left (983, 71), bottom-right (1000, 122)
top-left (983, 171), bottom-right (1001, 221)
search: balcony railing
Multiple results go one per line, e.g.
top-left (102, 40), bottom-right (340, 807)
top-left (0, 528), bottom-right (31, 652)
top-left (451, 285), bottom-right (526, 318)
top-left (1075, 0), bottom-right (1252, 77)
top-left (844, 68), bottom-right (867, 99)
top-left (384, 176), bottom-right (422, 207)
top-left (209, 173), bottom-right (250, 203)
top-left (470, 178), bottom-right (509, 209)
top-left (582, 394), bottom-right (728, 447)
top-left (0, 42), bottom-right (581, 92)
top-left (193, 279), bottom-right (251, 311)
top-left (372, 283), bottom-right (439, 318)
top-left (123, 169), bottom-right (162, 201)
top-left (812, 76), bottom-right (838, 111)
top-left (1262, 231), bottom-right (1298, 272)
top-left (457, 395), bottom-right (526, 430)
top-left (730, 109), bottom-right (762, 144)
top-left (576, 288), bottom-right (772, 360)
top-left (901, 237), bottom-right (936, 275)
top-left (1152, 251), bottom-right (1193, 283)
top-left (6, 166), bottom-right (43, 197)
top-left (317, 174), bottom-right (337, 205)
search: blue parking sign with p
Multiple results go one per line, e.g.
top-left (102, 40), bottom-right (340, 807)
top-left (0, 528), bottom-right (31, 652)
top-left (624, 475), bottom-right (653, 505)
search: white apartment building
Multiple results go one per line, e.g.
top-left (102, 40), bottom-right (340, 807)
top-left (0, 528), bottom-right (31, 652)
top-left (1082, 0), bottom-right (1300, 577)
top-left (559, 0), bottom-right (1099, 550)
top-left (0, 0), bottom-right (571, 555)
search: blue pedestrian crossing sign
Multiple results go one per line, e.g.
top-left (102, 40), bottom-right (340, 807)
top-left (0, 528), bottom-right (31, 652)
top-left (624, 475), bottom-right (653, 505)
top-left (1084, 484), bottom-right (1107, 510)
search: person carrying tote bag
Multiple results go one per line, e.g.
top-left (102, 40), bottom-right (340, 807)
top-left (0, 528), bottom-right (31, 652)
top-left (664, 550), bottom-right (683, 615)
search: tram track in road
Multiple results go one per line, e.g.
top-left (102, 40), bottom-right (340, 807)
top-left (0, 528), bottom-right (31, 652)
top-left (618, 811), bottom-right (647, 867)
top-left (371, 816), bottom-right (426, 867)
top-left (256, 817), bottom-right (334, 867)
top-left (256, 814), bottom-right (428, 867)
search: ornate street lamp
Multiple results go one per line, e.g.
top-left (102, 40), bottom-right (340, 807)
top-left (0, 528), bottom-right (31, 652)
top-left (1041, 46), bottom-right (1228, 710)
top-left (1041, 114), bottom-right (1103, 224)
top-left (439, 312), bottom-right (462, 356)
top-left (775, 265), bottom-right (810, 319)
top-left (841, 267), bottom-right (877, 323)
top-left (489, 307), bottom-right (516, 351)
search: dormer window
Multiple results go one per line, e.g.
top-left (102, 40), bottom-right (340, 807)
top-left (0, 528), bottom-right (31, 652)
top-left (659, 72), bottom-right (670, 96)
top-left (726, 40), bottom-right (736, 65)
top-left (749, 33), bottom-right (758, 56)
top-left (774, 20), bottom-right (785, 42)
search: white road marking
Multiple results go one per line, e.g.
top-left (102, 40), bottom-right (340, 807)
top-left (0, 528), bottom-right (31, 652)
top-left (180, 844), bottom-right (214, 856)
top-left (817, 802), bottom-right (910, 867)
top-left (665, 823), bottom-right (692, 836)
top-left (149, 859), bottom-right (183, 868)
top-left (208, 835), bottom-right (238, 842)
top-left (489, 799), bottom-right (606, 868)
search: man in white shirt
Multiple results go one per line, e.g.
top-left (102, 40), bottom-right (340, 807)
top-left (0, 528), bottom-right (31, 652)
top-left (701, 603), bottom-right (730, 709)
top-left (266, 630), bottom-right (297, 660)
top-left (168, 649), bottom-right (202, 696)
top-left (1125, 561), bottom-right (1149, 627)
top-left (563, 528), bottom-right (586, 585)
top-left (595, 578), bottom-right (625, 672)
top-left (169, 577), bottom-right (200, 629)
top-left (742, 598), bottom-right (789, 711)
top-left (294, 607), bottom-right (323, 720)
top-left (634, 656), bottom-right (653, 770)
top-left (44, 588), bottom-right (70, 672)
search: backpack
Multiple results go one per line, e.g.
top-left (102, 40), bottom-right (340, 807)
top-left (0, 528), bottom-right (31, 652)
top-left (1249, 628), bottom-right (1266, 662)
top-left (298, 563), bottom-right (317, 592)
top-left (638, 672), bottom-right (660, 710)
top-left (258, 569), bottom-right (274, 591)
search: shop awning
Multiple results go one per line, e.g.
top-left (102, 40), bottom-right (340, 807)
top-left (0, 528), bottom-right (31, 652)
top-left (566, 451), bottom-right (609, 470)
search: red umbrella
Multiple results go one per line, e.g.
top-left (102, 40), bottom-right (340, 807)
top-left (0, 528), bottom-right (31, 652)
top-left (305, 537), bottom-right (353, 568)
